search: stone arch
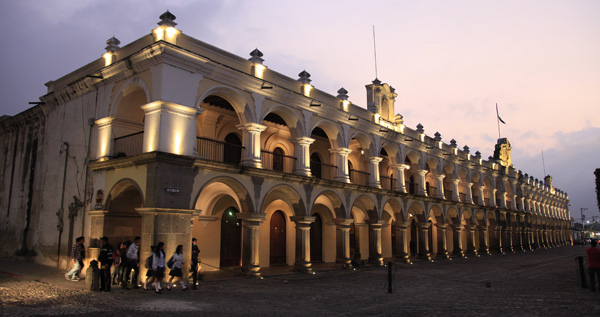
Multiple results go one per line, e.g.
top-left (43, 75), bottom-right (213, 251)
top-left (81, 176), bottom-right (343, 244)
top-left (259, 104), bottom-right (305, 139)
top-left (311, 190), bottom-right (346, 219)
top-left (103, 178), bottom-right (144, 247)
top-left (259, 184), bottom-right (306, 217)
top-left (309, 119), bottom-right (345, 149)
top-left (110, 77), bottom-right (151, 120)
top-left (193, 176), bottom-right (254, 214)
top-left (350, 194), bottom-right (378, 221)
top-left (196, 85), bottom-right (254, 125)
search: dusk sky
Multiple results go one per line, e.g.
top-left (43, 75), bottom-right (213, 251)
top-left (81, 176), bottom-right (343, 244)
top-left (1, 0), bottom-right (598, 221)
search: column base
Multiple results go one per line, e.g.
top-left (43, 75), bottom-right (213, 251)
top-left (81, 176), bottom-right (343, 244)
top-left (436, 251), bottom-right (450, 259)
top-left (336, 258), bottom-right (352, 269)
top-left (478, 248), bottom-right (490, 255)
top-left (241, 265), bottom-right (262, 277)
top-left (293, 261), bottom-right (313, 273)
top-left (395, 254), bottom-right (411, 263)
top-left (368, 256), bottom-right (384, 266)
top-left (452, 250), bottom-right (465, 258)
top-left (241, 158), bottom-right (262, 169)
top-left (418, 252), bottom-right (432, 261)
top-left (293, 169), bottom-right (312, 177)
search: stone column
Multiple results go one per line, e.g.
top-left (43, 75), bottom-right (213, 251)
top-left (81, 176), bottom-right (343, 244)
top-left (495, 226), bottom-right (504, 253)
top-left (452, 179), bottom-right (461, 202)
top-left (136, 207), bottom-right (194, 281)
top-left (237, 123), bottom-right (267, 168)
top-left (237, 213), bottom-right (266, 277)
top-left (465, 183), bottom-right (474, 204)
top-left (476, 186), bottom-right (485, 206)
top-left (329, 148), bottom-right (352, 183)
top-left (490, 189), bottom-right (498, 207)
top-left (368, 220), bottom-right (385, 266)
top-left (505, 226), bottom-right (514, 252)
top-left (94, 117), bottom-right (115, 159)
top-left (479, 226), bottom-right (490, 255)
top-left (516, 225), bottom-right (524, 251)
top-left (335, 218), bottom-right (353, 268)
top-left (291, 216), bottom-right (315, 273)
top-left (467, 225), bottom-right (478, 255)
top-left (391, 164), bottom-right (409, 193)
top-left (395, 223), bottom-right (410, 263)
top-left (365, 157), bottom-right (383, 188)
top-left (418, 222), bottom-right (432, 260)
top-left (498, 191), bottom-right (507, 209)
top-left (435, 175), bottom-right (446, 199)
top-left (142, 101), bottom-right (198, 156)
top-left (292, 137), bottom-right (315, 177)
top-left (416, 170), bottom-right (428, 196)
top-left (451, 225), bottom-right (465, 257)
top-left (436, 224), bottom-right (449, 259)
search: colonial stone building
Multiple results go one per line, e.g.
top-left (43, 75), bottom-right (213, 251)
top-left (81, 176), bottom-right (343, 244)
top-left (0, 12), bottom-right (571, 276)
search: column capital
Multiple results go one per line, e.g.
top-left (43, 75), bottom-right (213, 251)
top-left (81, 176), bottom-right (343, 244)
top-left (365, 156), bottom-right (383, 164)
top-left (452, 224), bottom-right (464, 231)
top-left (416, 169), bottom-right (428, 176)
top-left (291, 216), bottom-right (316, 225)
top-left (466, 182), bottom-right (473, 188)
top-left (418, 222), bottom-right (432, 229)
top-left (292, 137), bottom-right (315, 146)
top-left (237, 212), bottom-right (266, 223)
top-left (236, 122), bottom-right (267, 133)
top-left (435, 223), bottom-right (449, 229)
top-left (391, 163), bottom-right (410, 171)
top-left (452, 178), bottom-right (460, 185)
top-left (334, 218), bottom-right (354, 226)
top-left (436, 174), bottom-right (445, 180)
top-left (329, 147), bottom-right (352, 155)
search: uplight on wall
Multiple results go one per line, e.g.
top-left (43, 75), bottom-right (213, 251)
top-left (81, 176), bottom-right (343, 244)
top-left (342, 100), bottom-right (349, 112)
top-left (254, 64), bottom-right (266, 79)
top-left (173, 133), bottom-right (182, 155)
top-left (102, 52), bottom-right (113, 67)
top-left (303, 84), bottom-right (312, 97)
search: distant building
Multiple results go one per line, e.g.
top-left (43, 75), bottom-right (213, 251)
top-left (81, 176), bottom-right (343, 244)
top-left (0, 12), bottom-right (571, 274)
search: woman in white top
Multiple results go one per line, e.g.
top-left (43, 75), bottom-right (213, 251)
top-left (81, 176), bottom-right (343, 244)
top-left (167, 244), bottom-right (187, 290)
top-left (151, 242), bottom-right (165, 294)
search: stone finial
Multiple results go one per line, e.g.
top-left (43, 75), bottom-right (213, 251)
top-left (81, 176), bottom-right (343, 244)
top-left (337, 87), bottom-right (349, 100)
top-left (450, 139), bottom-right (457, 148)
top-left (463, 145), bottom-right (470, 154)
top-left (249, 48), bottom-right (264, 64)
top-left (488, 156), bottom-right (493, 160)
top-left (105, 36), bottom-right (120, 53)
top-left (158, 10), bottom-right (177, 27)
top-left (394, 113), bottom-right (404, 125)
top-left (475, 151), bottom-right (481, 158)
top-left (297, 70), bottom-right (311, 84)
top-left (416, 123), bottom-right (424, 133)
top-left (390, 86), bottom-right (396, 93)
top-left (434, 132), bottom-right (442, 141)
top-left (372, 78), bottom-right (381, 85)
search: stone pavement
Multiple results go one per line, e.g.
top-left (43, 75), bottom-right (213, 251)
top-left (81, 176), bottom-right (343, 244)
top-left (1, 246), bottom-right (599, 316)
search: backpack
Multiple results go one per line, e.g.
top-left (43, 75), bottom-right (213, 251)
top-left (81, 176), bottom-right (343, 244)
top-left (145, 254), bottom-right (153, 269)
top-left (167, 255), bottom-right (175, 269)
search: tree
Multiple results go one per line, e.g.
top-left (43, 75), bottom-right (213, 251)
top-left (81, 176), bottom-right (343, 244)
top-left (595, 168), bottom-right (600, 212)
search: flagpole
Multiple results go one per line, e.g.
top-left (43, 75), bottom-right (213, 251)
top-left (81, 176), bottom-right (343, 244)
top-left (541, 149), bottom-right (546, 176)
top-left (496, 103), bottom-right (501, 139)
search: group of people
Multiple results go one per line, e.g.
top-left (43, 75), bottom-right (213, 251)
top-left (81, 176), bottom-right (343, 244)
top-left (64, 236), bottom-right (201, 294)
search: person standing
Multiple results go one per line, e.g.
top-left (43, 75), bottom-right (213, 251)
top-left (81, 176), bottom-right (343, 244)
top-left (98, 236), bottom-right (113, 292)
top-left (64, 236), bottom-right (85, 281)
top-left (123, 236), bottom-right (141, 289)
top-left (143, 245), bottom-right (156, 290)
top-left (586, 239), bottom-right (600, 291)
top-left (152, 242), bottom-right (166, 294)
top-left (167, 245), bottom-right (187, 291)
top-left (112, 242), bottom-right (125, 285)
top-left (191, 238), bottom-right (200, 290)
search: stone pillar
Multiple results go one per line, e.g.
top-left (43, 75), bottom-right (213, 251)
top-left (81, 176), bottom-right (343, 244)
top-left (366, 157), bottom-right (383, 188)
top-left (499, 191), bottom-right (507, 209)
top-left (476, 186), bottom-right (485, 206)
top-left (467, 225), bottom-right (478, 255)
top-left (495, 226), bottom-right (504, 253)
top-left (368, 221), bottom-right (385, 266)
top-left (142, 101), bottom-right (198, 156)
top-left (237, 213), bottom-right (266, 277)
top-left (292, 137), bottom-right (315, 177)
top-left (479, 226), bottom-right (490, 255)
top-left (94, 117), bottom-right (115, 159)
top-left (465, 183), bottom-right (474, 204)
top-left (436, 224), bottom-right (449, 259)
top-left (452, 179), bottom-right (461, 201)
top-left (490, 189), bottom-right (497, 207)
top-left (416, 170), bottom-right (428, 196)
top-left (335, 218), bottom-right (353, 268)
top-left (435, 175), bottom-right (446, 199)
top-left (391, 164), bottom-right (409, 193)
top-left (418, 222), bottom-right (432, 260)
top-left (516, 226), bottom-right (524, 251)
top-left (451, 225), bottom-right (465, 257)
top-left (237, 123), bottom-right (267, 168)
top-left (395, 223), bottom-right (410, 263)
top-left (329, 148), bottom-right (352, 183)
top-left (136, 208), bottom-right (194, 281)
top-left (291, 216), bottom-right (315, 273)
top-left (505, 226), bottom-right (514, 252)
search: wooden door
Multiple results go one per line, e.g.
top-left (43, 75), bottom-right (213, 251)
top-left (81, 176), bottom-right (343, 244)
top-left (220, 207), bottom-right (241, 267)
top-left (310, 213), bottom-right (323, 262)
top-left (270, 210), bottom-right (286, 265)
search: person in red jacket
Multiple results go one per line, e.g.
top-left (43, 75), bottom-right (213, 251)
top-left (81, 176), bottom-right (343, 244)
top-left (586, 239), bottom-right (600, 291)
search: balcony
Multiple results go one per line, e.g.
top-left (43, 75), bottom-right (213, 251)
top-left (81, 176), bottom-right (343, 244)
top-left (197, 137), bottom-right (243, 165)
top-left (349, 169), bottom-right (369, 186)
top-left (428, 186), bottom-right (438, 197)
top-left (459, 192), bottom-right (467, 202)
top-left (310, 160), bottom-right (338, 180)
top-left (113, 131), bottom-right (143, 157)
top-left (260, 150), bottom-right (296, 173)
top-left (380, 175), bottom-right (395, 190)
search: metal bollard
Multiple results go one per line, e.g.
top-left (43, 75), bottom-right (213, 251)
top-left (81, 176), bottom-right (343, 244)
top-left (576, 256), bottom-right (587, 288)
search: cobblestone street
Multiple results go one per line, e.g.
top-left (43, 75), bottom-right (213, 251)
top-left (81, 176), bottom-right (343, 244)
top-left (1, 246), bottom-right (599, 316)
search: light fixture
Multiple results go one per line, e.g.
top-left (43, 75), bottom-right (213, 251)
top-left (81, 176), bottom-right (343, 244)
top-left (86, 74), bottom-right (103, 79)
top-left (310, 100), bottom-right (321, 107)
top-left (348, 115), bottom-right (358, 121)
top-left (379, 127), bottom-right (389, 133)
top-left (261, 82), bottom-right (273, 89)
top-left (28, 102), bottom-right (46, 105)
top-left (443, 153), bottom-right (451, 156)
top-left (404, 138), bottom-right (413, 142)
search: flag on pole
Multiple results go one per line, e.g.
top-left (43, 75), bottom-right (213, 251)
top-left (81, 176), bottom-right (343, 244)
top-left (496, 103), bottom-right (506, 124)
